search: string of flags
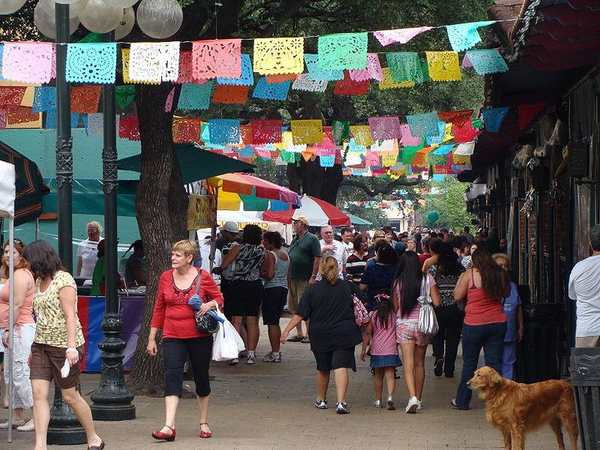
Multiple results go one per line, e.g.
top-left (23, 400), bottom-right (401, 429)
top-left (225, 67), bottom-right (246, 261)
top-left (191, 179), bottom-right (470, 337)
top-left (0, 19), bottom-right (510, 87)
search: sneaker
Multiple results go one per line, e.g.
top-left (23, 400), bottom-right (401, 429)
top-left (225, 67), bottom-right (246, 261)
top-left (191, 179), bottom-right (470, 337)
top-left (0, 419), bottom-right (26, 429)
top-left (336, 402), bottom-right (350, 414)
top-left (17, 419), bottom-right (34, 432)
top-left (450, 399), bottom-right (469, 410)
top-left (373, 400), bottom-right (382, 408)
top-left (417, 400), bottom-right (422, 411)
top-left (434, 358), bottom-right (444, 377)
top-left (263, 352), bottom-right (281, 363)
top-left (239, 350), bottom-right (248, 359)
top-left (229, 358), bottom-right (239, 365)
top-left (247, 352), bottom-right (256, 365)
top-left (387, 399), bottom-right (396, 411)
top-left (405, 396), bottom-right (419, 414)
top-left (313, 399), bottom-right (328, 409)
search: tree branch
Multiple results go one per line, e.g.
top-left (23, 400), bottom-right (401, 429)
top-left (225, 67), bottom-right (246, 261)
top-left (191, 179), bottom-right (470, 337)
top-left (340, 176), bottom-right (422, 197)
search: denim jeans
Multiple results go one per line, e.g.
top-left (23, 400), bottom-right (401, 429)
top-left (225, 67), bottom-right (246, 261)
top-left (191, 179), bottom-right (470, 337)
top-left (455, 322), bottom-right (506, 409)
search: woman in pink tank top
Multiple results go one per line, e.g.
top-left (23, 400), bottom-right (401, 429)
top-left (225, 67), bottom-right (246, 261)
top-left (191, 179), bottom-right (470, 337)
top-left (451, 248), bottom-right (508, 410)
top-left (0, 241), bottom-right (36, 431)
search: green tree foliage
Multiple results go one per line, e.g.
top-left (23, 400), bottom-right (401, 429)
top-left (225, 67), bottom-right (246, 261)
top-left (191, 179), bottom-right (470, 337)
top-left (424, 177), bottom-right (474, 231)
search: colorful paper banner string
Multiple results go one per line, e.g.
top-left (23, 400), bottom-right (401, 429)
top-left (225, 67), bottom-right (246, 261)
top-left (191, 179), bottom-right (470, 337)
top-left (0, 86), bottom-right (27, 110)
top-left (317, 32), bottom-right (368, 70)
top-left (217, 54), bottom-right (254, 86)
top-left (292, 74), bottom-right (328, 93)
top-left (464, 49), bottom-right (508, 75)
top-left (119, 115), bottom-right (140, 140)
top-left (209, 119), bottom-right (240, 145)
top-left (349, 54), bottom-right (383, 82)
top-left (178, 82), bottom-right (213, 110)
top-left (266, 74), bottom-right (297, 83)
top-left (172, 117), bottom-right (201, 143)
top-left (70, 85), bottom-right (101, 114)
top-left (66, 43), bottom-right (117, 84)
top-left (304, 54), bottom-right (344, 81)
top-left (368, 116), bottom-right (402, 140)
top-left (482, 106), bottom-right (509, 132)
top-left (252, 77), bottom-right (291, 101)
top-left (212, 84), bottom-right (249, 104)
top-left (426, 52), bottom-right (461, 81)
top-left (253, 37), bottom-right (304, 75)
top-left (1, 42), bottom-right (55, 84)
top-left (379, 68), bottom-right (415, 90)
top-left (192, 39), bottom-right (242, 79)
top-left (333, 73), bottom-right (369, 96)
top-left (386, 52), bottom-right (427, 84)
top-left (128, 42), bottom-right (179, 84)
top-left (432, 144), bottom-right (455, 155)
top-left (291, 119), bottom-right (323, 145)
top-left (446, 21), bottom-right (495, 52)
top-left (406, 112), bottom-right (439, 137)
top-left (251, 120), bottom-right (282, 145)
top-left (31, 86), bottom-right (56, 112)
top-left (401, 141), bottom-right (424, 164)
top-left (350, 125), bottom-right (373, 147)
top-left (374, 26), bottom-right (433, 46)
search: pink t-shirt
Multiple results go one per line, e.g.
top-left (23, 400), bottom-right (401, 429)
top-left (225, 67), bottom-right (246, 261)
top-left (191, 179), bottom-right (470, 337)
top-left (370, 312), bottom-right (398, 356)
top-left (0, 269), bottom-right (35, 327)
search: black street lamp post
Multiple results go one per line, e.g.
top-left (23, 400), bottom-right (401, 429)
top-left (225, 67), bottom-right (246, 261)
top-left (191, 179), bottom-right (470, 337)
top-left (90, 31), bottom-right (136, 420)
top-left (48, 3), bottom-right (86, 445)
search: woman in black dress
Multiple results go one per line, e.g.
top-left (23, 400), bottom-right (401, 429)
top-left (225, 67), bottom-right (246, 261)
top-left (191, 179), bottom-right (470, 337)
top-left (282, 256), bottom-right (362, 415)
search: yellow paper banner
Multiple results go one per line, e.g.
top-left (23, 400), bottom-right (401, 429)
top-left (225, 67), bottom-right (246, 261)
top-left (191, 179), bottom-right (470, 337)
top-left (426, 51), bottom-right (461, 82)
top-left (379, 68), bottom-right (415, 90)
top-left (291, 119), bottom-right (323, 145)
top-left (122, 49), bottom-right (133, 84)
top-left (350, 125), bottom-right (373, 147)
top-left (381, 150), bottom-right (399, 167)
top-left (253, 37), bottom-right (304, 75)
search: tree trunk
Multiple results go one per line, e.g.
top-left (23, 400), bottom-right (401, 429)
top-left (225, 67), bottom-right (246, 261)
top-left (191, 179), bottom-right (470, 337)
top-left (128, 84), bottom-right (185, 395)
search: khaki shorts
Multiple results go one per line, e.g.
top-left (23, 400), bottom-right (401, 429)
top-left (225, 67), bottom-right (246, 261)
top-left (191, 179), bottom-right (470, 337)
top-left (576, 336), bottom-right (600, 348)
top-left (288, 279), bottom-right (309, 314)
top-left (30, 343), bottom-right (83, 389)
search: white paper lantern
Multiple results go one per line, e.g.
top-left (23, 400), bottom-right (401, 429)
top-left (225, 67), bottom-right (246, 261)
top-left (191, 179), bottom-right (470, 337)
top-left (34, 1), bottom-right (80, 38)
top-left (105, 0), bottom-right (139, 8)
top-left (79, 0), bottom-right (122, 33)
top-left (37, 0), bottom-right (88, 19)
top-left (115, 7), bottom-right (135, 40)
top-left (136, 0), bottom-right (182, 39)
top-left (0, 0), bottom-right (27, 15)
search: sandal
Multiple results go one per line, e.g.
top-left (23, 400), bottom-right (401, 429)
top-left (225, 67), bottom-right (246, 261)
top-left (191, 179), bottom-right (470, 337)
top-left (199, 423), bottom-right (212, 439)
top-left (152, 425), bottom-right (176, 441)
top-left (88, 439), bottom-right (105, 450)
top-left (287, 335), bottom-right (303, 342)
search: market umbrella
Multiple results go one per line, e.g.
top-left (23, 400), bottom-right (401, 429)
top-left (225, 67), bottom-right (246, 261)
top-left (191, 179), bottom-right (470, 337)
top-left (0, 141), bottom-right (49, 225)
top-left (0, 160), bottom-right (16, 442)
top-left (208, 173), bottom-right (301, 211)
top-left (262, 194), bottom-right (350, 227)
top-left (346, 213), bottom-right (372, 226)
top-left (117, 144), bottom-right (255, 184)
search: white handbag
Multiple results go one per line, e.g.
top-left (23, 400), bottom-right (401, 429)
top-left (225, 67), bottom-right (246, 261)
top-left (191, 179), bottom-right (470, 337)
top-left (417, 275), bottom-right (439, 336)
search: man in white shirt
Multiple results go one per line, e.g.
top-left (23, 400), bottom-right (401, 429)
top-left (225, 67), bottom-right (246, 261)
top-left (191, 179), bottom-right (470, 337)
top-left (76, 221), bottom-right (102, 280)
top-left (320, 225), bottom-right (347, 277)
top-left (568, 225), bottom-right (600, 348)
top-left (340, 226), bottom-right (355, 258)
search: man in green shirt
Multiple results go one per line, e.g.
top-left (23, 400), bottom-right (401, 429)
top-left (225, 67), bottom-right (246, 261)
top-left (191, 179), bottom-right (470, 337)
top-left (287, 215), bottom-right (321, 342)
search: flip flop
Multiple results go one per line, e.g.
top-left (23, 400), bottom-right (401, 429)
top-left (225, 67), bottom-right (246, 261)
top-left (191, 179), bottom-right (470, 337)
top-left (287, 335), bottom-right (303, 342)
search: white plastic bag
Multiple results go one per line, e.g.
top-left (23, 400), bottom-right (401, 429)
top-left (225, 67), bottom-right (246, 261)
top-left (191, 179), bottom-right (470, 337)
top-left (212, 309), bottom-right (245, 362)
top-left (417, 275), bottom-right (439, 336)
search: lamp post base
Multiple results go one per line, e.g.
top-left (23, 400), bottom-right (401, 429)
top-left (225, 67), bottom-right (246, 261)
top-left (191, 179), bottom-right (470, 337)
top-left (47, 386), bottom-right (86, 445)
top-left (91, 403), bottom-right (136, 421)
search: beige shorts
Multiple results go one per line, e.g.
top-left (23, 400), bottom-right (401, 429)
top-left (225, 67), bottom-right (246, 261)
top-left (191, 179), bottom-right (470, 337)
top-left (576, 336), bottom-right (600, 348)
top-left (288, 279), bottom-right (309, 314)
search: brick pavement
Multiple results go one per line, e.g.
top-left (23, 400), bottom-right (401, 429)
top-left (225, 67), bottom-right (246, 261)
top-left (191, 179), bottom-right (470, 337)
top-left (2, 320), bottom-right (562, 449)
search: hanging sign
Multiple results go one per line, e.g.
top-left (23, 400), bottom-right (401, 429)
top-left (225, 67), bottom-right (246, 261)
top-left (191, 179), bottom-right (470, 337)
top-left (187, 194), bottom-right (217, 230)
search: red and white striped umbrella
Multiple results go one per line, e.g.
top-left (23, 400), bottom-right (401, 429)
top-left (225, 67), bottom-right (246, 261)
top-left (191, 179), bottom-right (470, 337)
top-left (262, 194), bottom-right (350, 227)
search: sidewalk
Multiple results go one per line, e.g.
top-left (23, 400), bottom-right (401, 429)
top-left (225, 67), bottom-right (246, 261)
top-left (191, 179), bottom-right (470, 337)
top-left (2, 320), bottom-right (559, 449)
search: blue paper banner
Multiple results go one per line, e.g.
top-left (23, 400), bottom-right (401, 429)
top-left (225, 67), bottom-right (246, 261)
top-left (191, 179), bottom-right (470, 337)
top-left (304, 54), bottom-right (344, 81)
top-left (406, 112), bottom-right (439, 137)
top-left (446, 21), bottom-right (495, 52)
top-left (217, 54), bottom-right (254, 86)
top-left (32, 87), bottom-right (57, 112)
top-left (252, 77), bottom-right (291, 101)
top-left (178, 82), bottom-right (214, 111)
top-left (482, 106), bottom-right (509, 132)
top-left (209, 119), bottom-right (240, 145)
top-left (465, 49), bottom-right (508, 75)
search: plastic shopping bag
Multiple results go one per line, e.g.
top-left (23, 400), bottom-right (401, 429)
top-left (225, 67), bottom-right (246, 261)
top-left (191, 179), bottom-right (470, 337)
top-left (417, 275), bottom-right (439, 336)
top-left (212, 309), bottom-right (245, 362)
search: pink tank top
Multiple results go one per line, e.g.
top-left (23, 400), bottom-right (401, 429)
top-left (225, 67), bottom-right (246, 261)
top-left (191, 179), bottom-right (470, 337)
top-left (0, 269), bottom-right (36, 327)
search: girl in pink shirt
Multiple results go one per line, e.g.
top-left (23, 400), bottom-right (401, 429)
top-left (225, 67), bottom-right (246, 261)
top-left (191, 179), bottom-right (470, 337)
top-left (361, 294), bottom-right (401, 410)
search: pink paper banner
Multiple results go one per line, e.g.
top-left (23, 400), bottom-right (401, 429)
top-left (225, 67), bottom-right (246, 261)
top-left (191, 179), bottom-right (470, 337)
top-left (374, 27), bottom-right (433, 46)
top-left (1, 42), bottom-right (55, 84)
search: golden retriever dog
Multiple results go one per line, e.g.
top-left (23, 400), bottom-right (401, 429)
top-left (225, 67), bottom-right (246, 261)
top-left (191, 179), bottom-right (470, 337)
top-left (468, 366), bottom-right (578, 450)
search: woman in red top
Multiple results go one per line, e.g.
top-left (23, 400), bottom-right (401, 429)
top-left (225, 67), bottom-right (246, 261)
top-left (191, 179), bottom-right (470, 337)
top-left (451, 248), bottom-right (508, 410)
top-left (148, 240), bottom-right (223, 441)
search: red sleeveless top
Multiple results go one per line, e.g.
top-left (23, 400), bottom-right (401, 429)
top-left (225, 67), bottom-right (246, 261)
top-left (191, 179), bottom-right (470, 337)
top-left (464, 270), bottom-right (506, 326)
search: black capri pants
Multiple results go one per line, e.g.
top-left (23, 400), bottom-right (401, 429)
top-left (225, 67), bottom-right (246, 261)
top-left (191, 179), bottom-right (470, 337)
top-left (162, 336), bottom-right (213, 397)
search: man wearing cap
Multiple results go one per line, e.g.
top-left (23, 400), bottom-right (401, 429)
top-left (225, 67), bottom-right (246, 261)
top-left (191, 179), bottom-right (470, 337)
top-left (287, 216), bottom-right (321, 342)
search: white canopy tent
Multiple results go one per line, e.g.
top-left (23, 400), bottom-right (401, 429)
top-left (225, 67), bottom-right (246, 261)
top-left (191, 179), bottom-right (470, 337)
top-left (0, 160), bottom-right (16, 443)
